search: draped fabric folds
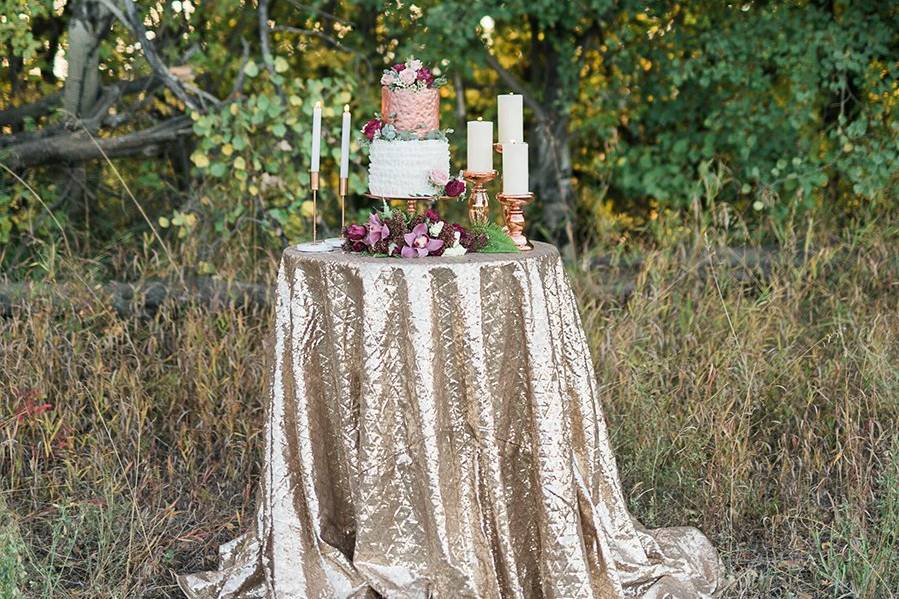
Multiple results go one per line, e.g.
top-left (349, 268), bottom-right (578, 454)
top-left (179, 242), bottom-right (720, 598)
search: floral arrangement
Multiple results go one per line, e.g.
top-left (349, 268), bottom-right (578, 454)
top-left (343, 205), bottom-right (488, 258)
top-left (380, 57), bottom-right (447, 92)
top-left (360, 114), bottom-right (451, 146)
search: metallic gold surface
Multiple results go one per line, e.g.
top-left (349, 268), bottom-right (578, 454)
top-left (498, 192), bottom-right (535, 251)
top-left (339, 177), bottom-right (348, 232)
top-left (463, 170), bottom-right (497, 226)
top-left (178, 243), bottom-right (721, 598)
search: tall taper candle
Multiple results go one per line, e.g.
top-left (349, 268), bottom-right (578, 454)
top-left (502, 141), bottom-right (529, 195)
top-left (497, 93), bottom-right (523, 144)
top-left (339, 104), bottom-right (351, 178)
top-left (467, 118), bottom-right (493, 172)
top-left (311, 100), bottom-right (322, 172)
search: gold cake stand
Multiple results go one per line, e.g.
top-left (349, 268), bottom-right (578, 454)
top-left (363, 193), bottom-right (454, 215)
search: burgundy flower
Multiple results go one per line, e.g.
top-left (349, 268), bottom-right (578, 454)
top-left (416, 67), bottom-right (435, 86)
top-left (351, 240), bottom-right (367, 252)
top-left (362, 118), bottom-right (383, 141)
top-left (345, 224), bottom-right (367, 241)
top-left (425, 208), bottom-right (441, 222)
top-left (444, 178), bottom-right (466, 198)
top-left (401, 223), bottom-right (444, 258)
top-left (392, 63), bottom-right (405, 72)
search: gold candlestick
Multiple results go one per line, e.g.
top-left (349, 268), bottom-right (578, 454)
top-left (463, 170), bottom-right (497, 225)
top-left (493, 142), bottom-right (504, 154)
top-left (339, 176), bottom-right (348, 234)
top-left (310, 170), bottom-right (320, 244)
top-left (497, 192), bottom-right (534, 251)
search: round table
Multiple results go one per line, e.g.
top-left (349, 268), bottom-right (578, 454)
top-left (179, 242), bottom-right (720, 598)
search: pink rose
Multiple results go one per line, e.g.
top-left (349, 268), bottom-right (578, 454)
top-left (362, 118), bottom-right (383, 141)
top-left (380, 71), bottom-right (397, 86)
top-left (407, 59), bottom-right (423, 71)
top-left (428, 169), bottom-right (449, 187)
top-left (398, 68), bottom-right (417, 86)
top-left (444, 178), bottom-right (466, 197)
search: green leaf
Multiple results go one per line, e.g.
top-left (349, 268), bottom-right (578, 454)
top-left (274, 56), bottom-right (289, 73)
top-left (244, 60), bottom-right (259, 77)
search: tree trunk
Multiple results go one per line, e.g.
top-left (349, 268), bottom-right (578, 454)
top-left (528, 27), bottom-right (575, 250)
top-left (61, 0), bottom-right (112, 221)
top-left (531, 114), bottom-right (574, 249)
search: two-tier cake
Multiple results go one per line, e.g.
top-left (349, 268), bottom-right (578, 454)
top-left (361, 58), bottom-right (454, 197)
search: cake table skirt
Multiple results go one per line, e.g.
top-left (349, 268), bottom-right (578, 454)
top-left (178, 242), bottom-right (720, 598)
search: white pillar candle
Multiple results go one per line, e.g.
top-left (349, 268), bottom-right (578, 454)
top-left (502, 141), bottom-right (529, 195)
top-left (339, 104), bottom-right (351, 178)
top-left (466, 118), bottom-right (493, 172)
top-left (497, 93), bottom-right (523, 144)
top-left (311, 100), bottom-right (322, 172)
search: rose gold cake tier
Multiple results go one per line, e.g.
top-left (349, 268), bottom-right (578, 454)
top-left (381, 87), bottom-right (439, 135)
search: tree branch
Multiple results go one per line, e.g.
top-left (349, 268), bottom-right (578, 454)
top-left (97, 0), bottom-right (203, 111)
top-left (2, 116), bottom-right (192, 170)
top-left (0, 93), bottom-right (62, 127)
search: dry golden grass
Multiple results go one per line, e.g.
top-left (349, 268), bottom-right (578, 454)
top-left (1, 214), bottom-right (897, 598)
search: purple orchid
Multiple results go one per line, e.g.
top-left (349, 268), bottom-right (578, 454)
top-left (401, 223), bottom-right (443, 258)
top-left (365, 212), bottom-right (390, 246)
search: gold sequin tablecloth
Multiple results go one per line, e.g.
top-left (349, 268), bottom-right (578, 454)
top-left (179, 242), bottom-right (720, 598)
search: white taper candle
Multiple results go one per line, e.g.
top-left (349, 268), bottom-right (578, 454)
top-left (497, 93), bottom-right (523, 144)
top-left (502, 141), bottom-right (529, 195)
top-left (339, 104), bottom-right (351, 178)
top-left (467, 118), bottom-right (493, 172)
top-left (311, 100), bottom-right (322, 172)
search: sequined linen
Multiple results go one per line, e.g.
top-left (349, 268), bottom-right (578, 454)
top-left (178, 243), bottom-right (720, 598)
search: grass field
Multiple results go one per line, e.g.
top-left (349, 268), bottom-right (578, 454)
top-left (1, 213), bottom-right (897, 598)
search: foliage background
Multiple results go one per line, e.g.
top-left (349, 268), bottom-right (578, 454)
top-left (1, 0), bottom-right (897, 597)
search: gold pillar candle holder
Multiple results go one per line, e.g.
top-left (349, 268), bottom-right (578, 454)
top-left (493, 142), bottom-right (504, 154)
top-left (339, 176), bottom-right (348, 233)
top-left (462, 170), bottom-right (497, 226)
top-left (497, 192), bottom-right (535, 251)
top-left (310, 171), bottom-right (320, 244)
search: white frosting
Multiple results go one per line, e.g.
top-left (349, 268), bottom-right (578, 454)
top-left (368, 139), bottom-right (450, 197)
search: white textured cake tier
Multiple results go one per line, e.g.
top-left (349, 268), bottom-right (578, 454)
top-left (368, 139), bottom-right (450, 197)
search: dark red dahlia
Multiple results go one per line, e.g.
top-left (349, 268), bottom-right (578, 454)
top-left (444, 178), bottom-right (466, 198)
top-left (416, 67), bottom-right (435, 86)
top-left (362, 118), bottom-right (383, 141)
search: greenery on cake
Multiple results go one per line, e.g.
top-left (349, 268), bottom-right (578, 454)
top-left (358, 113), bottom-right (452, 150)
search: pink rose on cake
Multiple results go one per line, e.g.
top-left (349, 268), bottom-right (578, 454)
top-left (428, 169), bottom-right (449, 187)
top-left (407, 58), bottom-right (423, 71)
top-left (380, 71), bottom-right (397, 86)
top-left (398, 67), bottom-right (417, 86)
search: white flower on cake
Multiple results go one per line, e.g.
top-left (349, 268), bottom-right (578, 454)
top-left (407, 58), bottom-right (423, 71)
top-left (429, 221), bottom-right (445, 237)
top-left (443, 231), bottom-right (467, 257)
